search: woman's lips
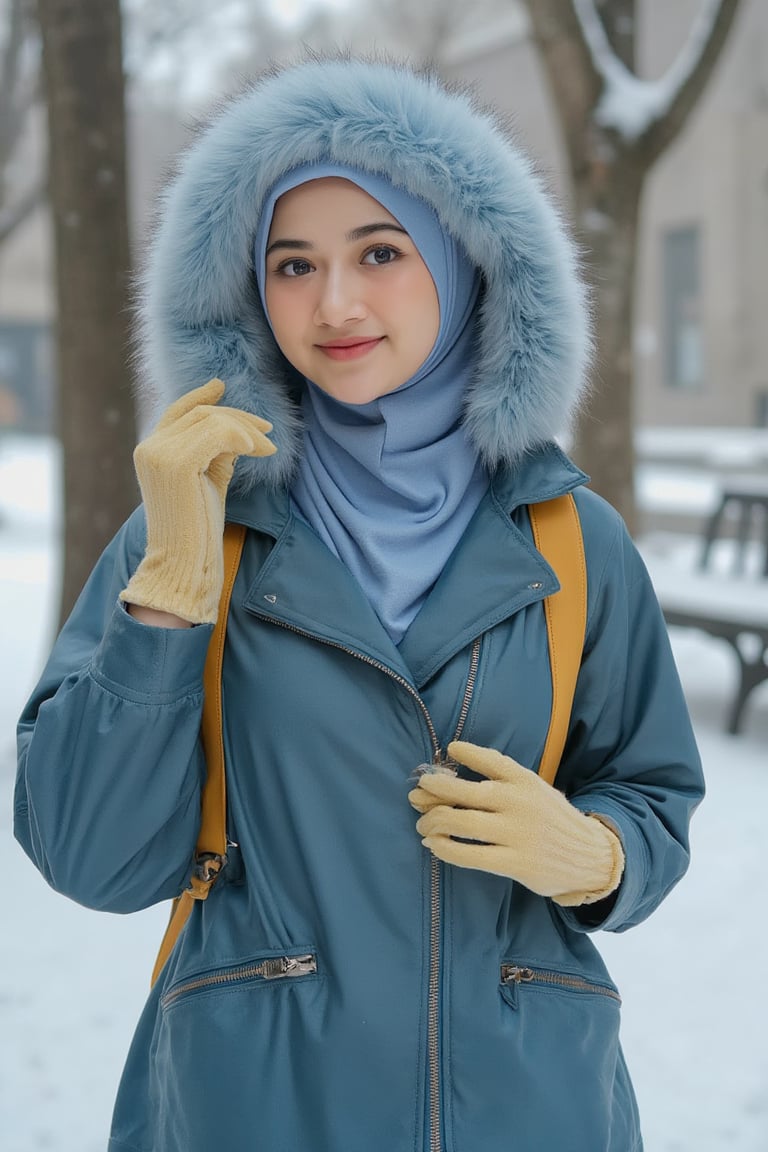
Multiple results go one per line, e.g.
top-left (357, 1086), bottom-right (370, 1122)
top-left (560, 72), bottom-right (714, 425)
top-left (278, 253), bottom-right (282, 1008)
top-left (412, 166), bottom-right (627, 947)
top-left (317, 337), bottom-right (384, 361)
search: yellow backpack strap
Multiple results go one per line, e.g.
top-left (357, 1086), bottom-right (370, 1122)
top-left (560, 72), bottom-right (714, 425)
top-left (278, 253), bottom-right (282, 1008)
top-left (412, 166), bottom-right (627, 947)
top-left (528, 493), bottom-right (587, 787)
top-left (151, 521), bottom-right (247, 988)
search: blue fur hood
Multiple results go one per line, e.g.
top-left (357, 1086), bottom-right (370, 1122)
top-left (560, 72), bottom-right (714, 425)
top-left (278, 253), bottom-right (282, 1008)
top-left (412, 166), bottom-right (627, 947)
top-left (139, 57), bottom-right (591, 489)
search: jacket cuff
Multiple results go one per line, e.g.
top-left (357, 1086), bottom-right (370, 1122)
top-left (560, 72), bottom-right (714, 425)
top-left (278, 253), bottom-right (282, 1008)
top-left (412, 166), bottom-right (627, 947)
top-left (555, 795), bottom-right (651, 933)
top-left (89, 601), bottom-right (213, 703)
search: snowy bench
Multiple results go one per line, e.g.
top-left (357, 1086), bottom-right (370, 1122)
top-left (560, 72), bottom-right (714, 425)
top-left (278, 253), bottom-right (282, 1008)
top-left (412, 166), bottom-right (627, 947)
top-left (646, 560), bottom-right (768, 735)
top-left (641, 471), bottom-right (768, 734)
top-left (698, 477), bottom-right (768, 577)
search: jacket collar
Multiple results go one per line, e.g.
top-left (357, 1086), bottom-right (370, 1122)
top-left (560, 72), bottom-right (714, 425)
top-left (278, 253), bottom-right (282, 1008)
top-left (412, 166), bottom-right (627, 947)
top-left (490, 441), bottom-right (588, 510)
top-left (399, 446), bottom-right (588, 684)
top-left (225, 443), bottom-right (589, 687)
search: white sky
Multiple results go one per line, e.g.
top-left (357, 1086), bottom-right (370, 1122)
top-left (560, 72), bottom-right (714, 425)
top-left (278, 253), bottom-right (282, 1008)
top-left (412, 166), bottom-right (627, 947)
top-left (267, 0), bottom-right (352, 25)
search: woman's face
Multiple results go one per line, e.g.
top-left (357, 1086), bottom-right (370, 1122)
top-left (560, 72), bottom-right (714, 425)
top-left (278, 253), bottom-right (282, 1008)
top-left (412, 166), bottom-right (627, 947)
top-left (264, 177), bottom-right (440, 405)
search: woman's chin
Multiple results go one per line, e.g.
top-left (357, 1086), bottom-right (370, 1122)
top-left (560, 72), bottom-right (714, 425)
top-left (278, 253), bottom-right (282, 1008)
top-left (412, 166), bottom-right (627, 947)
top-left (310, 375), bottom-right (405, 406)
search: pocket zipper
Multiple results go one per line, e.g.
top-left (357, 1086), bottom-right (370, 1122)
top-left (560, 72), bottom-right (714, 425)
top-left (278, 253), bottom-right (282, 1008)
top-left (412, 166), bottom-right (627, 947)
top-left (500, 964), bottom-right (620, 1004)
top-left (161, 953), bottom-right (317, 1010)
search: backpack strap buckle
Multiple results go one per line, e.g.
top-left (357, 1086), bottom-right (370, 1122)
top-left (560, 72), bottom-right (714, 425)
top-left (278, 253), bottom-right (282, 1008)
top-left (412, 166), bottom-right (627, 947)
top-left (186, 851), bottom-right (228, 898)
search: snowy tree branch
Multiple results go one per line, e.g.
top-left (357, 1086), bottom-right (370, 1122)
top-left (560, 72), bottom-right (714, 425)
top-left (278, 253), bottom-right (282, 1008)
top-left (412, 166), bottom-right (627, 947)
top-left (641, 0), bottom-right (743, 164)
top-left (572, 0), bottom-right (743, 150)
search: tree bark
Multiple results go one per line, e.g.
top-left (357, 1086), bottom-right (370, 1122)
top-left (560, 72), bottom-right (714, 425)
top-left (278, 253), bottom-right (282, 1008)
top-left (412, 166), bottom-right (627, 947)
top-left (37, 0), bottom-right (138, 626)
top-left (574, 165), bottom-right (643, 536)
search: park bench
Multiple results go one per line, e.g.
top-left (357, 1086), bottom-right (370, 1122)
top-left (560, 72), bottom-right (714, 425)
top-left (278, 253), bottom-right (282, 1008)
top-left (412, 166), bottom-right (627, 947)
top-left (698, 476), bottom-right (768, 577)
top-left (643, 477), bottom-right (768, 735)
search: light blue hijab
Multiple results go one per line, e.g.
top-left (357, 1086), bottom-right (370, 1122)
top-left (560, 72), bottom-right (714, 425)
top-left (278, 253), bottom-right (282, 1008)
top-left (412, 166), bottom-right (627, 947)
top-left (254, 164), bottom-right (487, 644)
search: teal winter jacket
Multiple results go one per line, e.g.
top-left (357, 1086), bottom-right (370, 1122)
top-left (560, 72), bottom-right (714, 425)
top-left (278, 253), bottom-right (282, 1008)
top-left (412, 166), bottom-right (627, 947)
top-left (15, 59), bottom-right (703, 1152)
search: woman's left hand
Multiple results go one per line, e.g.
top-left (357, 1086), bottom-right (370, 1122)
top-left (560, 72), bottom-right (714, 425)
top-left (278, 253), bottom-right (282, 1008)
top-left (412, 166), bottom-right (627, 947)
top-left (408, 740), bottom-right (624, 906)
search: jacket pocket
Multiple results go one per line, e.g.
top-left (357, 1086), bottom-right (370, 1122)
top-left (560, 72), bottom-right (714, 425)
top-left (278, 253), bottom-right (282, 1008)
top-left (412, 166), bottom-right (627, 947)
top-left (499, 961), bottom-right (621, 1010)
top-left (444, 959), bottom-right (638, 1152)
top-left (160, 948), bottom-right (318, 1012)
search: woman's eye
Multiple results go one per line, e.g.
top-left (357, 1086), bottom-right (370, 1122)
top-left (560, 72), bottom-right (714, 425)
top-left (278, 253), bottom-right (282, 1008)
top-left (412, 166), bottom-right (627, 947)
top-left (279, 259), bottom-right (312, 277)
top-left (362, 245), bottom-right (400, 266)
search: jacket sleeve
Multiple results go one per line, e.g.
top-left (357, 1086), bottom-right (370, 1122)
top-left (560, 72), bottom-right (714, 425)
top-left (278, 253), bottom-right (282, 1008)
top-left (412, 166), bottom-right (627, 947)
top-left (14, 507), bottom-right (213, 913)
top-left (553, 490), bottom-right (705, 935)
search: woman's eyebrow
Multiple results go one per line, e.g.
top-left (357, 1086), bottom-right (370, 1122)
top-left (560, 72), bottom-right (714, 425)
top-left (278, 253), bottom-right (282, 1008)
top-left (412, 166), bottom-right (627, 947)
top-left (266, 222), bottom-right (407, 257)
top-left (265, 238), bottom-right (312, 256)
top-left (345, 222), bottom-right (408, 241)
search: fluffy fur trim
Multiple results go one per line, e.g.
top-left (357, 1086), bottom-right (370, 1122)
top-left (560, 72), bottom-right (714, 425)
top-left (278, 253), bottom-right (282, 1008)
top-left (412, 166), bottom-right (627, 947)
top-left (138, 57), bottom-right (591, 490)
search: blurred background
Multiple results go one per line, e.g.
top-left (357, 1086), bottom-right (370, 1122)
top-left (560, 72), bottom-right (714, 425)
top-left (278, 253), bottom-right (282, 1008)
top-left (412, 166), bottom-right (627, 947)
top-left (1, 1), bottom-right (766, 1149)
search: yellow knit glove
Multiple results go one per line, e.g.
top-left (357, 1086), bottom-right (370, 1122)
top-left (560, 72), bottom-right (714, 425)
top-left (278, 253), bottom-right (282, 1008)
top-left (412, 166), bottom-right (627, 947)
top-left (409, 740), bottom-right (624, 907)
top-left (120, 379), bottom-right (276, 624)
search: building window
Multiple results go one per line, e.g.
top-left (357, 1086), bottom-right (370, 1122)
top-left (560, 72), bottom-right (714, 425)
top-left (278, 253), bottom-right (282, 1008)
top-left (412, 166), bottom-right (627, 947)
top-left (756, 390), bottom-right (768, 428)
top-left (663, 225), bottom-right (704, 390)
top-left (0, 321), bottom-right (55, 434)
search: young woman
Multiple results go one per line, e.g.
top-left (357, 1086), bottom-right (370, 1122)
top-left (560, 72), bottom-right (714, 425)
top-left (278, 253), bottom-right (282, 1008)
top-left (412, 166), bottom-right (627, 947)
top-left (15, 58), bottom-right (702, 1152)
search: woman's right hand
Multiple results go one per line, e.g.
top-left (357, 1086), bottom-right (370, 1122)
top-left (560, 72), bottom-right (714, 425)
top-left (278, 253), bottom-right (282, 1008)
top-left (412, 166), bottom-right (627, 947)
top-left (120, 379), bottom-right (275, 624)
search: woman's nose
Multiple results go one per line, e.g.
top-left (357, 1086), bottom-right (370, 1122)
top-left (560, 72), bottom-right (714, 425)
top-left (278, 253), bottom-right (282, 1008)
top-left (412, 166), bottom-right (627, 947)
top-left (313, 267), bottom-right (366, 327)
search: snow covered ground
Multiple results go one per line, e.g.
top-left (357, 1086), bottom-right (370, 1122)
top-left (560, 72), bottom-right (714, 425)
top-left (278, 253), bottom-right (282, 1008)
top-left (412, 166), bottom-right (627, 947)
top-left (1, 436), bottom-right (767, 1152)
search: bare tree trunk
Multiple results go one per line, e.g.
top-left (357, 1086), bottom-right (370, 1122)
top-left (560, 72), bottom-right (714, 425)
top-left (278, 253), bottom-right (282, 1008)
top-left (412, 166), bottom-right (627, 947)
top-left (575, 167), bottom-right (643, 535)
top-left (37, 0), bottom-right (138, 626)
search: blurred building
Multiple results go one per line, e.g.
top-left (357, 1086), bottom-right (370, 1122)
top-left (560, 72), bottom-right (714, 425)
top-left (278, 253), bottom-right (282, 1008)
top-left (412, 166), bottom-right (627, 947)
top-left (0, 0), bottom-right (766, 434)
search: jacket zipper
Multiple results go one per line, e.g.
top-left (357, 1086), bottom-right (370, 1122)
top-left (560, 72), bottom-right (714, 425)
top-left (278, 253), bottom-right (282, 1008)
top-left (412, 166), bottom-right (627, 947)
top-left (161, 953), bottom-right (317, 1010)
top-left (500, 964), bottom-right (621, 1003)
top-left (255, 612), bottom-right (481, 1152)
top-left (255, 615), bottom-right (442, 750)
top-left (427, 635), bottom-right (480, 1152)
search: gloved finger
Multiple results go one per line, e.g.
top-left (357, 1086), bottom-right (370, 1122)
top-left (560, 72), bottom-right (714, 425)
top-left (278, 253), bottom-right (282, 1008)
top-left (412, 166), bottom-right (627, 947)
top-left (422, 835), bottom-right (516, 879)
top-left (152, 382), bottom-right (275, 444)
top-left (407, 787), bottom-right (444, 814)
top-left (447, 740), bottom-right (528, 784)
top-left (160, 403), bottom-right (275, 446)
top-left (147, 406), bottom-right (276, 467)
top-left (416, 805), bottom-right (501, 843)
top-left (238, 427), bottom-right (277, 458)
top-left (153, 379), bottom-right (227, 432)
top-left (237, 411), bottom-right (273, 436)
top-left (408, 773), bottom-right (499, 811)
top-left (212, 404), bottom-right (273, 436)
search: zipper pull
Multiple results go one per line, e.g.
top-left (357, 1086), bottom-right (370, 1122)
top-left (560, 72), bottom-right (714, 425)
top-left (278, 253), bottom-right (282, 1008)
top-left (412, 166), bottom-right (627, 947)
top-left (499, 964), bottom-right (534, 1011)
top-left (260, 954), bottom-right (318, 981)
top-left (283, 954), bottom-right (317, 977)
top-left (411, 750), bottom-right (459, 781)
top-left (500, 965), bottom-right (535, 985)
